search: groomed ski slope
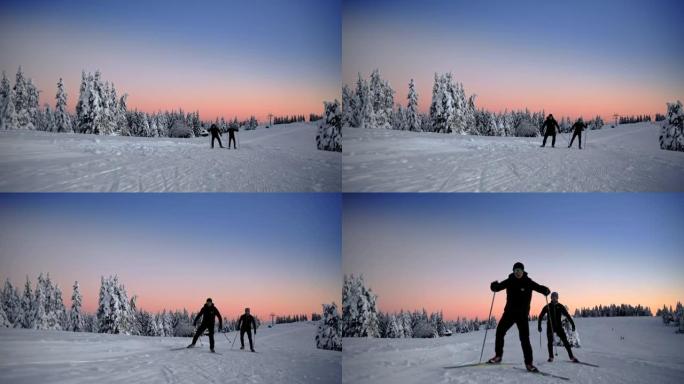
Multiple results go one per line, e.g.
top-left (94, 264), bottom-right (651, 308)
top-left (342, 317), bottom-right (684, 384)
top-left (0, 121), bottom-right (340, 192)
top-left (0, 321), bottom-right (340, 384)
top-left (343, 122), bottom-right (684, 192)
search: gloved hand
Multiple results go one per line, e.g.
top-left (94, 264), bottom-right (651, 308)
top-left (538, 325), bottom-right (542, 333)
top-left (542, 286), bottom-right (551, 296)
top-left (490, 281), bottom-right (498, 292)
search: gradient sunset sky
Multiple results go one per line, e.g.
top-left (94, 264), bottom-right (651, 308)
top-left (0, 194), bottom-right (341, 319)
top-left (0, 0), bottom-right (341, 121)
top-left (343, 193), bottom-right (684, 321)
top-left (343, 0), bottom-right (684, 121)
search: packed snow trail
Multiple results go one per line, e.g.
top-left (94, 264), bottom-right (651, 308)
top-left (343, 122), bottom-right (684, 192)
top-left (0, 122), bottom-right (340, 192)
top-left (0, 322), bottom-right (340, 384)
top-left (342, 317), bottom-right (684, 384)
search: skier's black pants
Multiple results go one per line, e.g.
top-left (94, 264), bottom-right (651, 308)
top-left (569, 131), bottom-right (582, 148)
top-left (542, 132), bottom-right (556, 147)
top-left (211, 135), bottom-right (223, 148)
top-left (191, 324), bottom-right (215, 349)
top-left (495, 311), bottom-right (534, 364)
top-left (228, 134), bottom-right (236, 149)
top-left (240, 329), bottom-right (253, 349)
top-left (547, 325), bottom-right (574, 359)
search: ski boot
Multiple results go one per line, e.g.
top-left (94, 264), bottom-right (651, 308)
top-left (186, 343), bottom-right (195, 348)
top-left (210, 348), bottom-right (215, 353)
top-left (251, 348), bottom-right (256, 352)
top-left (526, 364), bottom-right (539, 372)
top-left (240, 346), bottom-right (245, 350)
top-left (547, 357), bottom-right (554, 362)
top-left (487, 356), bottom-right (502, 364)
top-left (570, 357), bottom-right (579, 363)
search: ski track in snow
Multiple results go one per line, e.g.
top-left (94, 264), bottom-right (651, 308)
top-left (342, 317), bottom-right (684, 384)
top-left (0, 122), bottom-right (340, 192)
top-left (0, 322), bottom-right (340, 384)
top-left (342, 122), bottom-right (684, 192)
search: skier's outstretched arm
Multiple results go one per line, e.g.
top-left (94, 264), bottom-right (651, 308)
top-left (193, 308), bottom-right (204, 326)
top-left (490, 277), bottom-right (509, 292)
top-left (561, 306), bottom-right (576, 331)
top-left (538, 305), bottom-right (547, 332)
top-left (529, 279), bottom-right (550, 296)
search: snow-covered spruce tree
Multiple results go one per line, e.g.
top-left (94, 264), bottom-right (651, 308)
top-left (0, 71), bottom-right (10, 129)
top-left (2, 280), bottom-right (23, 327)
top-left (406, 79), bottom-right (420, 132)
top-left (342, 274), bottom-right (380, 337)
top-left (659, 100), bottom-right (684, 152)
top-left (13, 67), bottom-right (36, 130)
top-left (54, 78), bottom-right (72, 132)
top-left (316, 100), bottom-right (342, 152)
top-left (20, 276), bottom-right (35, 328)
top-left (70, 281), bottom-right (84, 332)
top-left (316, 302), bottom-right (342, 351)
top-left (97, 275), bottom-right (133, 334)
top-left (342, 85), bottom-right (355, 128)
top-left (1, 86), bottom-right (20, 130)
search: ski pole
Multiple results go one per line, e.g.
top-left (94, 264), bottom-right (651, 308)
top-left (231, 330), bottom-right (239, 349)
top-left (479, 292), bottom-right (496, 364)
top-left (545, 295), bottom-right (558, 356)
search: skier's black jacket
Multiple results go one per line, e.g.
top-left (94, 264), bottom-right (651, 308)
top-left (209, 125), bottom-right (221, 137)
top-left (538, 302), bottom-right (575, 331)
top-left (238, 313), bottom-right (257, 332)
top-left (194, 304), bottom-right (223, 329)
top-left (541, 117), bottom-right (560, 134)
top-left (571, 121), bottom-right (587, 133)
top-left (490, 272), bottom-right (550, 315)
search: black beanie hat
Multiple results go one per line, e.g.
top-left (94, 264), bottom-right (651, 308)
top-left (513, 262), bottom-right (524, 271)
top-left (206, 298), bottom-right (212, 303)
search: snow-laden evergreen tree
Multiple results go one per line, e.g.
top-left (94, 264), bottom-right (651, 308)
top-left (316, 100), bottom-right (342, 152)
top-left (70, 281), bottom-right (84, 332)
top-left (342, 85), bottom-right (355, 128)
top-left (20, 276), bottom-right (35, 328)
top-left (342, 274), bottom-right (380, 337)
top-left (97, 275), bottom-right (133, 334)
top-left (1, 87), bottom-right (19, 130)
top-left (316, 302), bottom-right (342, 351)
top-left (33, 273), bottom-right (48, 329)
top-left (429, 73), bottom-right (468, 134)
top-left (660, 100), bottom-right (684, 152)
top-left (13, 67), bottom-right (35, 129)
top-left (0, 304), bottom-right (10, 328)
top-left (53, 78), bottom-right (72, 132)
top-left (0, 71), bottom-right (10, 129)
top-left (1, 279), bottom-right (23, 327)
top-left (406, 79), bottom-right (420, 132)
top-left (386, 314), bottom-right (405, 338)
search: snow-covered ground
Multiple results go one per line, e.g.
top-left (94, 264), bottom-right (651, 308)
top-left (0, 122), bottom-right (340, 192)
top-left (342, 317), bottom-right (684, 384)
top-left (343, 123), bottom-right (684, 192)
top-left (0, 321), bottom-right (340, 384)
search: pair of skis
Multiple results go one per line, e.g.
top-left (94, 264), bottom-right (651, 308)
top-left (169, 346), bottom-right (223, 355)
top-left (445, 360), bottom-right (598, 381)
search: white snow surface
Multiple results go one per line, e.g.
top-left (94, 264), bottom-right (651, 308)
top-left (0, 321), bottom-right (340, 384)
top-left (342, 317), bottom-right (684, 384)
top-left (343, 123), bottom-right (684, 192)
top-left (0, 122), bottom-right (340, 192)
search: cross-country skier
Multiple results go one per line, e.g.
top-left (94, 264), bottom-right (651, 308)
top-left (568, 118), bottom-right (587, 149)
top-left (540, 114), bottom-right (560, 148)
top-left (227, 124), bottom-right (238, 149)
top-left (237, 307), bottom-right (258, 352)
top-left (187, 298), bottom-right (223, 353)
top-left (538, 292), bottom-right (579, 362)
top-left (488, 262), bottom-right (550, 372)
top-left (209, 123), bottom-right (224, 149)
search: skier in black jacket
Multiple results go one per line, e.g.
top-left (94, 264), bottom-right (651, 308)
top-left (568, 118), bottom-right (587, 149)
top-left (538, 291), bottom-right (578, 362)
top-left (187, 298), bottom-right (223, 352)
top-left (227, 125), bottom-right (238, 149)
top-left (209, 124), bottom-right (224, 148)
top-left (488, 262), bottom-right (550, 372)
top-left (237, 307), bottom-right (258, 352)
top-left (540, 114), bottom-right (560, 148)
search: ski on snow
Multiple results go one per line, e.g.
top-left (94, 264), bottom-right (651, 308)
top-left (513, 367), bottom-right (570, 381)
top-left (567, 360), bottom-right (599, 368)
top-left (444, 362), bottom-right (515, 369)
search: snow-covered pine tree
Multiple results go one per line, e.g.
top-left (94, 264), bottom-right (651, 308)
top-left (1, 85), bottom-right (19, 130)
top-left (406, 79), bottom-right (420, 132)
top-left (70, 281), bottom-right (84, 332)
top-left (342, 85), bottom-right (355, 128)
top-left (13, 67), bottom-right (35, 130)
top-left (659, 100), bottom-right (684, 152)
top-left (316, 99), bottom-right (342, 152)
top-left (26, 78), bottom-right (40, 129)
top-left (20, 276), bottom-right (35, 328)
top-left (97, 275), bottom-right (133, 334)
top-left (1, 280), bottom-right (23, 327)
top-left (75, 71), bottom-right (91, 133)
top-left (342, 274), bottom-right (380, 337)
top-left (53, 77), bottom-right (73, 132)
top-left (316, 302), bottom-right (342, 351)
top-left (0, 71), bottom-right (10, 129)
